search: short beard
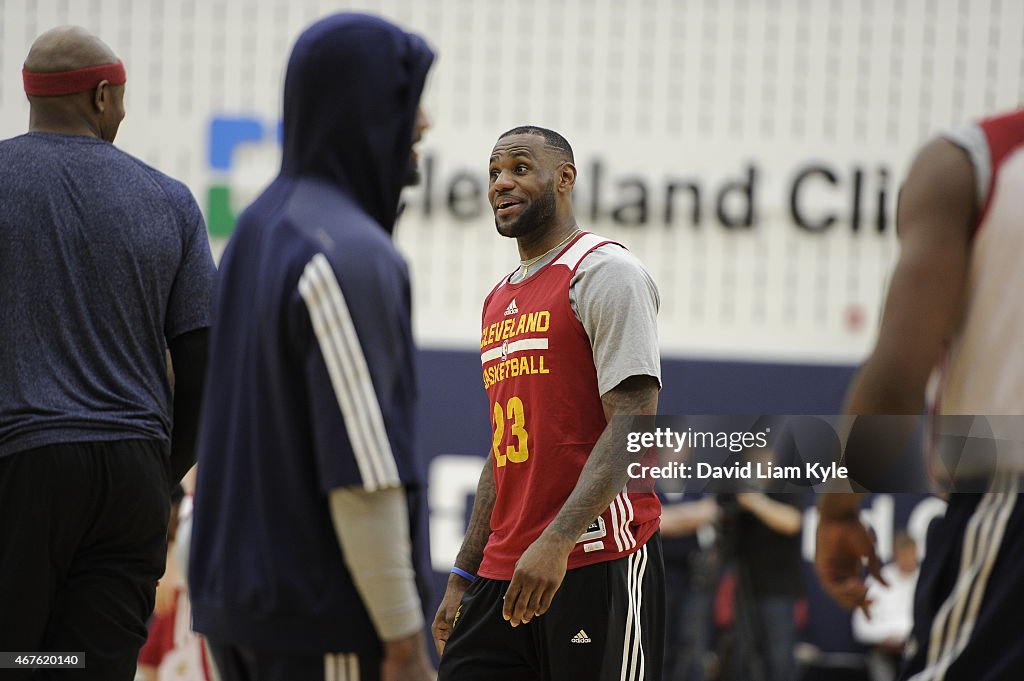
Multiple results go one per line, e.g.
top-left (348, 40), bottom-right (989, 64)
top-left (495, 183), bottom-right (556, 239)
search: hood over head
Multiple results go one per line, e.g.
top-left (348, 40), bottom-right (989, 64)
top-left (281, 13), bottom-right (434, 233)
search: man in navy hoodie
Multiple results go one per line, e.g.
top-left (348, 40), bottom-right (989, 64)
top-left (188, 14), bottom-right (434, 681)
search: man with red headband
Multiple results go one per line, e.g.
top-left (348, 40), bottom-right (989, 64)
top-left (0, 26), bottom-right (215, 680)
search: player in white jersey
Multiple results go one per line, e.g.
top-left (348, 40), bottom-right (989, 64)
top-left (816, 110), bottom-right (1024, 681)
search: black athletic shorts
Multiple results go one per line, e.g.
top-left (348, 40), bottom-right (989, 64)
top-left (901, 473), bottom-right (1024, 681)
top-left (0, 440), bottom-right (171, 680)
top-left (438, 533), bottom-right (665, 681)
top-left (208, 642), bottom-right (380, 681)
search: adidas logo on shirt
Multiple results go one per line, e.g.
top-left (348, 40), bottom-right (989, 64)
top-left (571, 629), bottom-right (592, 644)
top-left (504, 298), bottom-right (519, 316)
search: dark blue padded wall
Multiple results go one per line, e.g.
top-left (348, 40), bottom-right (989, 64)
top-left (416, 349), bottom-right (915, 660)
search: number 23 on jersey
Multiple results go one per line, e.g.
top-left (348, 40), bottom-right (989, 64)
top-left (492, 396), bottom-right (530, 467)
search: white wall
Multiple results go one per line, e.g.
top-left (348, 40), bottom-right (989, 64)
top-left (3, 0), bottom-right (1021, 362)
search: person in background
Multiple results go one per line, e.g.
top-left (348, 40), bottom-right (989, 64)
top-left (723, 489), bottom-right (805, 681)
top-left (137, 485), bottom-right (214, 681)
top-left (661, 494), bottom-right (721, 681)
top-left (852, 532), bottom-right (920, 681)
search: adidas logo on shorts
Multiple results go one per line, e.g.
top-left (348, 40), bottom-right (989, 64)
top-left (571, 629), bottom-right (592, 644)
top-left (504, 298), bottom-right (519, 316)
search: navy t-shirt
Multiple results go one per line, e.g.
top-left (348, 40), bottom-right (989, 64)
top-left (0, 132), bottom-right (216, 457)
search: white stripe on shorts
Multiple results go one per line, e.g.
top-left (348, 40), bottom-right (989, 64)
top-left (909, 473), bottom-right (1019, 681)
top-left (619, 544), bottom-right (648, 681)
top-left (324, 653), bottom-right (359, 681)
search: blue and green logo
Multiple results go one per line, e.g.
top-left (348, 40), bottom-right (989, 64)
top-left (206, 116), bottom-right (282, 237)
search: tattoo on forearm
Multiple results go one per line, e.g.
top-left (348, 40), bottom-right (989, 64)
top-left (547, 378), bottom-right (658, 544)
top-left (455, 460), bottom-right (496, 573)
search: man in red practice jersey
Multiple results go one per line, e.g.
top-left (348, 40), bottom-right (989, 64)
top-left (432, 126), bottom-right (664, 681)
top-left (816, 110), bottom-right (1024, 681)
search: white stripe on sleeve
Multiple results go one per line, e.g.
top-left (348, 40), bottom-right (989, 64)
top-left (299, 253), bottom-right (401, 492)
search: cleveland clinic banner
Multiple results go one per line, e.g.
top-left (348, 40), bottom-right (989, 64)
top-left (3, 0), bottom-right (1017, 660)
top-left (3, 0), bottom-right (1021, 361)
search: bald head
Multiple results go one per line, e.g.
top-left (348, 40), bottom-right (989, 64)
top-left (24, 26), bottom-right (126, 142)
top-left (24, 26), bottom-right (118, 72)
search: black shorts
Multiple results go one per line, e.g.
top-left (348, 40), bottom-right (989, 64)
top-left (438, 534), bottom-right (665, 681)
top-left (901, 473), bottom-right (1024, 681)
top-left (208, 641), bottom-right (380, 681)
top-left (0, 440), bottom-right (170, 680)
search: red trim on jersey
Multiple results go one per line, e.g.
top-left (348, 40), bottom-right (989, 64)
top-left (974, 109), bottom-right (1024, 238)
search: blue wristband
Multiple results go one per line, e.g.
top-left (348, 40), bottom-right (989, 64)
top-left (451, 566), bottom-right (476, 583)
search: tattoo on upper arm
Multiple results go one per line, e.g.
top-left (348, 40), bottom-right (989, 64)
top-left (601, 374), bottom-right (659, 421)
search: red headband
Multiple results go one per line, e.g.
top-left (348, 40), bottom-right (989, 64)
top-left (22, 60), bottom-right (126, 97)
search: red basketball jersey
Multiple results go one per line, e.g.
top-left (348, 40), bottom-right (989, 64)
top-left (477, 232), bottom-right (661, 580)
top-left (929, 110), bottom-right (1024, 482)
